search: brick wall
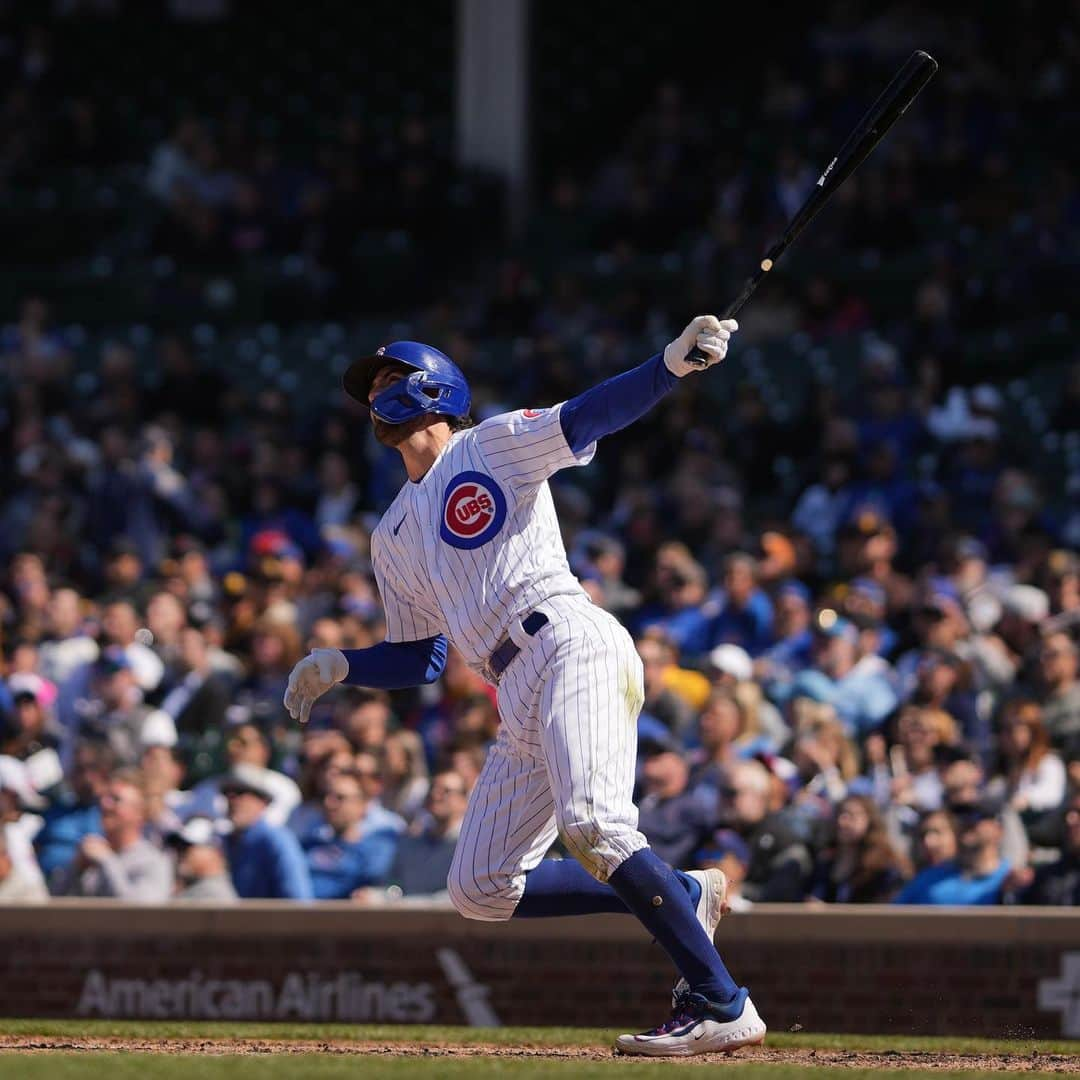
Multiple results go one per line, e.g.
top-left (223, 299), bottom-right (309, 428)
top-left (1, 902), bottom-right (1077, 1036)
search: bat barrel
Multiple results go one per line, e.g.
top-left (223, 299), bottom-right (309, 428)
top-left (687, 50), bottom-right (938, 362)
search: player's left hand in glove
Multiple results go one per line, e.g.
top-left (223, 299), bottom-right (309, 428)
top-left (663, 315), bottom-right (738, 377)
top-left (284, 648), bottom-right (349, 724)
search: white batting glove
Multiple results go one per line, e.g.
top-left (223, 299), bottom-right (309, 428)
top-left (663, 315), bottom-right (738, 377)
top-left (283, 648), bottom-right (349, 725)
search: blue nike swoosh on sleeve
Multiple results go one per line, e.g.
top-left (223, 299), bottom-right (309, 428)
top-left (393, 515), bottom-right (407, 535)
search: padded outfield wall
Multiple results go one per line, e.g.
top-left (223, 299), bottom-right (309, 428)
top-left (1, 903), bottom-right (1077, 1038)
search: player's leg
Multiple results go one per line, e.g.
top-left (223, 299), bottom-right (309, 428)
top-left (445, 727), bottom-right (561, 921)
top-left (536, 605), bottom-right (764, 1054)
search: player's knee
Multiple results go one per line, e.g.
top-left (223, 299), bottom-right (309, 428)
top-left (446, 863), bottom-right (516, 922)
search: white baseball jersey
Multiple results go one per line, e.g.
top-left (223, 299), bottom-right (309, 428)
top-left (369, 403), bottom-right (595, 671)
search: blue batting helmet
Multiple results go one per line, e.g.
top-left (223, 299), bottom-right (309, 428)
top-left (343, 341), bottom-right (471, 424)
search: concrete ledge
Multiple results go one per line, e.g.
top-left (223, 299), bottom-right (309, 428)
top-left (1, 900), bottom-right (1075, 944)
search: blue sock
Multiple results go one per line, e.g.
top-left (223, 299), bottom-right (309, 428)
top-left (606, 848), bottom-right (739, 1005)
top-left (514, 856), bottom-right (701, 917)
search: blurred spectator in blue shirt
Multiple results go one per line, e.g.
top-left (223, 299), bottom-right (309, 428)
top-left (634, 543), bottom-right (711, 659)
top-left (636, 735), bottom-right (717, 870)
top-left (895, 803), bottom-right (1011, 905)
top-left (693, 829), bottom-right (753, 911)
top-left (301, 768), bottom-right (404, 899)
top-left (842, 577), bottom-right (896, 657)
top-left (756, 580), bottom-right (813, 685)
top-left (355, 768), bottom-right (469, 905)
top-left (706, 553), bottom-right (773, 657)
top-left (35, 742), bottom-right (109, 886)
top-left (222, 765), bottom-right (312, 900)
top-left (775, 615), bottom-right (898, 739)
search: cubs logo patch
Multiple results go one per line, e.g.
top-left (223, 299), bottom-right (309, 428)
top-left (521, 408), bottom-right (543, 419)
top-left (440, 471), bottom-right (507, 550)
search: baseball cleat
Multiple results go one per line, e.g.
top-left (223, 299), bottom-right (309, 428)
top-left (615, 988), bottom-right (766, 1057)
top-left (671, 868), bottom-right (730, 1003)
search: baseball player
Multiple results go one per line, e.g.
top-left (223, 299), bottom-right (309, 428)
top-left (284, 316), bottom-right (766, 1056)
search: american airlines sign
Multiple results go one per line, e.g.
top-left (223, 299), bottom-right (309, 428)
top-left (75, 949), bottom-right (499, 1025)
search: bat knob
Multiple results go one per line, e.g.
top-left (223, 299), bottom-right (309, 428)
top-left (684, 347), bottom-right (710, 367)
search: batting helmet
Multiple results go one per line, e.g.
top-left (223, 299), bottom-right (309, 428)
top-left (343, 341), bottom-right (471, 424)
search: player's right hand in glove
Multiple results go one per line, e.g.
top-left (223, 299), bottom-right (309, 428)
top-left (663, 315), bottom-right (738, 377)
top-left (283, 648), bottom-right (349, 725)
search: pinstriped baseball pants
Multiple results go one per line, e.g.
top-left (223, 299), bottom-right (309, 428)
top-left (447, 595), bottom-right (648, 921)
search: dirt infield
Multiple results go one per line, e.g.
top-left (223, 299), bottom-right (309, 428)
top-left (2, 1034), bottom-right (1078, 1071)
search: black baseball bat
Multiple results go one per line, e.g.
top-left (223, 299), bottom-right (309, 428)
top-left (687, 49), bottom-right (938, 364)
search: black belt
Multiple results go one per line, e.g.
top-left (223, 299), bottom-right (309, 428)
top-left (489, 611), bottom-right (549, 678)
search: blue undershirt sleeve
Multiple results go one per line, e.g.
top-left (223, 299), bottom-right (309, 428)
top-left (341, 635), bottom-right (448, 689)
top-left (559, 353), bottom-right (678, 454)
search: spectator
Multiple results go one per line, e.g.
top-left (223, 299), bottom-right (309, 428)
top-left (940, 756), bottom-right (1029, 871)
top-left (237, 617), bottom-right (304, 725)
top-left (707, 553), bottom-right (773, 657)
top-left (54, 769), bottom-right (173, 901)
top-left (34, 742), bottom-right (110, 883)
top-left (725, 760), bottom-right (812, 902)
top-left (340, 689), bottom-right (393, 753)
top-left (635, 632), bottom-right (701, 736)
top-left (38, 587), bottom-right (98, 685)
top-left (635, 543), bottom-right (711, 657)
top-left (288, 733), bottom-right (356, 837)
top-left (300, 769), bottom-right (403, 899)
top-left (756, 580), bottom-right (813, 684)
top-left (810, 795), bottom-right (909, 903)
top-left (887, 705), bottom-right (957, 814)
top-left (781, 615), bottom-right (898, 739)
top-left (1020, 791), bottom-right (1080, 906)
top-left (709, 651), bottom-right (788, 752)
top-left (181, 718), bottom-right (300, 827)
top-left (168, 819), bottom-right (237, 901)
top-left (221, 765), bottom-right (312, 900)
top-left (693, 830), bottom-right (753, 911)
top-left (441, 735), bottom-right (488, 792)
top-left (790, 713), bottom-right (859, 808)
top-left (381, 729), bottom-right (430, 822)
top-left (911, 809), bottom-right (959, 871)
top-left (0, 829), bottom-right (47, 902)
top-left (156, 627), bottom-right (233, 778)
top-left (1, 676), bottom-right (62, 762)
top-left (988, 699), bottom-right (1067, 821)
top-left (1037, 632), bottom-right (1080, 753)
top-left (67, 648), bottom-right (174, 765)
top-left (0, 755), bottom-right (48, 894)
top-left (689, 688), bottom-right (746, 790)
top-left (359, 768), bottom-right (469, 903)
top-left (895, 803), bottom-right (1011, 905)
top-left (139, 743), bottom-right (187, 840)
top-left (636, 736), bottom-right (717, 869)
top-left (571, 532), bottom-right (640, 619)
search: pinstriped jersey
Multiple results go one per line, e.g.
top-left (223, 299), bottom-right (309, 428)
top-left (369, 403), bottom-right (596, 673)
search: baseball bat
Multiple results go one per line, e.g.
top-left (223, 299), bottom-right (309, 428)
top-left (687, 49), bottom-right (938, 364)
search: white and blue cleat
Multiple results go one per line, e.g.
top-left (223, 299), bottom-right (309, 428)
top-left (615, 987), bottom-right (767, 1057)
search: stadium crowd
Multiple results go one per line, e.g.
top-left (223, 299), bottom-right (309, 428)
top-left (0, 294), bottom-right (1077, 908)
top-left (0, 5), bottom-right (1077, 909)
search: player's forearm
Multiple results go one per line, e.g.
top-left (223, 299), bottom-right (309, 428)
top-left (341, 635), bottom-right (449, 689)
top-left (559, 354), bottom-right (678, 454)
